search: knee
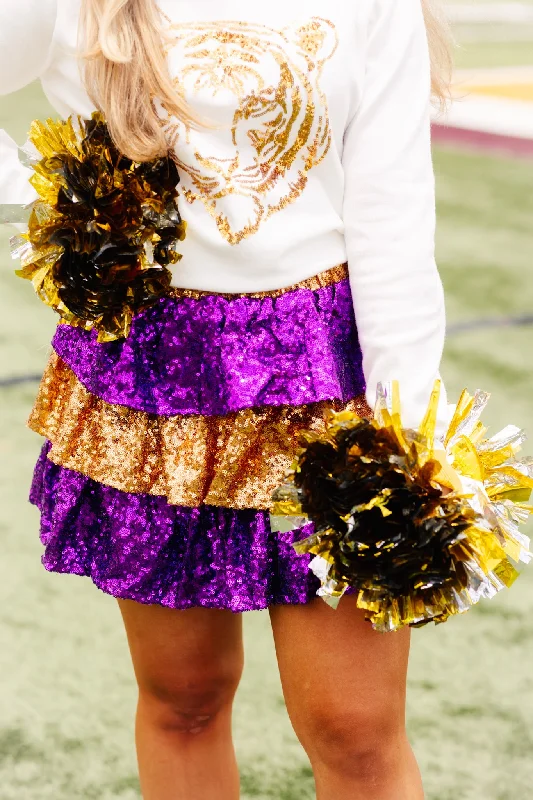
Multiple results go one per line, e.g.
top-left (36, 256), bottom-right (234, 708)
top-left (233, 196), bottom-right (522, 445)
top-left (298, 701), bottom-right (406, 781)
top-left (138, 658), bottom-right (243, 736)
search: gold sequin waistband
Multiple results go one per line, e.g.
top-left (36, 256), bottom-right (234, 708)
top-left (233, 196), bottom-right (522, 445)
top-left (167, 262), bottom-right (348, 301)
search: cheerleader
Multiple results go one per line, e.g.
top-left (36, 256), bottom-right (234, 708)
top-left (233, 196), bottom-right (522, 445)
top-left (0, 1), bottom-right (450, 797)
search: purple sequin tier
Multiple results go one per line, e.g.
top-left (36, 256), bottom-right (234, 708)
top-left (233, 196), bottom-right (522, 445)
top-left (31, 443), bottom-right (320, 611)
top-left (31, 274), bottom-right (365, 611)
top-left (52, 277), bottom-right (364, 415)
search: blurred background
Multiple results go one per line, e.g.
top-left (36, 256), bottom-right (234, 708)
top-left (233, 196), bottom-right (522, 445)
top-left (0, 2), bottom-right (532, 798)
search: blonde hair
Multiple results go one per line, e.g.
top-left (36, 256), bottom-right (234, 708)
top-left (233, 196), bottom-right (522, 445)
top-left (80, 0), bottom-right (452, 163)
top-left (422, 0), bottom-right (453, 104)
top-left (80, 0), bottom-right (197, 161)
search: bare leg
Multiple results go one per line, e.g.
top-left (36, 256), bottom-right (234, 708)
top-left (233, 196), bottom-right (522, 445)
top-left (270, 596), bottom-right (423, 800)
top-left (118, 599), bottom-right (243, 800)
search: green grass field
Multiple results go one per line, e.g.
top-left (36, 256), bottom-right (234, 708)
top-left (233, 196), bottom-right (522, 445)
top-left (455, 38), bottom-right (533, 69)
top-left (451, 0), bottom-right (533, 69)
top-left (1, 62), bottom-right (533, 800)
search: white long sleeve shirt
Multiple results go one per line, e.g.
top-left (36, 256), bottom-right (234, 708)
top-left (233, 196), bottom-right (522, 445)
top-left (0, 0), bottom-right (448, 429)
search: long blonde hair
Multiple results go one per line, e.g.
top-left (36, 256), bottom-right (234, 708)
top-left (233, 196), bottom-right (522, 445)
top-left (422, 0), bottom-right (453, 104)
top-left (80, 0), bottom-right (452, 162)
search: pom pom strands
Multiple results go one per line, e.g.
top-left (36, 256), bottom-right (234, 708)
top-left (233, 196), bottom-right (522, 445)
top-left (11, 113), bottom-right (186, 342)
top-left (270, 382), bottom-right (533, 632)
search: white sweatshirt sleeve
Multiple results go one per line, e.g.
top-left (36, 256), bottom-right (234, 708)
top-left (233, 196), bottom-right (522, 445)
top-left (0, 0), bottom-right (58, 95)
top-left (343, 0), bottom-right (448, 432)
top-left (0, 0), bottom-right (58, 218)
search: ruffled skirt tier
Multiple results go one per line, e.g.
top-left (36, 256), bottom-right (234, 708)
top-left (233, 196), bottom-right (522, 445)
top-left (29, 264), bottom-right (367, 611)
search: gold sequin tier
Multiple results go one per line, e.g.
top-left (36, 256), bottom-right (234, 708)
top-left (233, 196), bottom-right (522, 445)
top-left (29, 353), bottom-right (371, 510)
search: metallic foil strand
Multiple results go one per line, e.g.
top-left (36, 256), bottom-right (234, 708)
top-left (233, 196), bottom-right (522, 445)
top-left (272, 380), bottom-right (533, 632)
top-left (12, 113), bottom-right (186, 341)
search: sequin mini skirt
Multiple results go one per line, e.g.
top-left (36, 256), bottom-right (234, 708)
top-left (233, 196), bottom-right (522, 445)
top-left (29, 263), bottom-right (367, 612)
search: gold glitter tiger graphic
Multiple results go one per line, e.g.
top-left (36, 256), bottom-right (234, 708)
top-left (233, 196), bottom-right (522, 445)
top-left (162, 18), bottom-right (338, 245)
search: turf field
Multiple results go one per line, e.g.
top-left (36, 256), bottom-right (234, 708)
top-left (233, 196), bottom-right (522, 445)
top-left (1, 61), bottom-right (533, 800)
top-left (451, 0), bottom-right (533, 68)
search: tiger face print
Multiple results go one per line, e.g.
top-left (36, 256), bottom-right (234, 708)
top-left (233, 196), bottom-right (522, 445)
top-left (162, 17), bottom-right (338, 245)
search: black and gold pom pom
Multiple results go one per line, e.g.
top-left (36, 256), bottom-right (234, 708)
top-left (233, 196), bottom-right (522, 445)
top-left (11, 112), bottom-right (186, 342)
top-left (271, 382), bottom-right (533, 632)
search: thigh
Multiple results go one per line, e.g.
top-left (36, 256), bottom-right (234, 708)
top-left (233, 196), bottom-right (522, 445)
top-left (118, 599), bottom-right (244, 700)
top-left (270, 596), bottom-right (411, 738)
